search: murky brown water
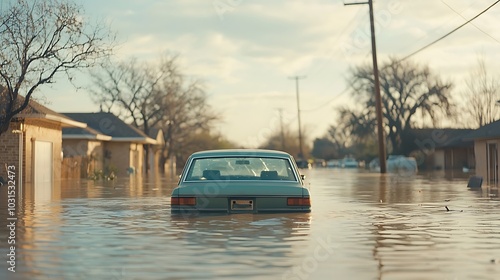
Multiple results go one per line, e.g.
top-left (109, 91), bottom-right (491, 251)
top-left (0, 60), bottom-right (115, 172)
top-left (1, 169), bottom-right (499, 279)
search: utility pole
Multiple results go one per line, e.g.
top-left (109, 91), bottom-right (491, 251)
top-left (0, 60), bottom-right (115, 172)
top-left (289, 76), bottom-right (306, 160)
top-left (277, 108), bottom-right (286, 150)
top-left (345, 0), bottom-right (387, 173)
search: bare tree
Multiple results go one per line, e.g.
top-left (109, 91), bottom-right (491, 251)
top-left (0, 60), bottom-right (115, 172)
top-left (0, 0), bottom-right (113, 135)
top-left (462, 56), bottom-right (500, 127)
top-left (158, 71), bottom-right (219, 169)
top-left (326, 106), bottom-right (377, 157)
top-left (344, 58), bottom-right (454, 155)
top-left (90, 57), bottom-right (164, 135)
top-left (90, 54), bottom-right (220, 171)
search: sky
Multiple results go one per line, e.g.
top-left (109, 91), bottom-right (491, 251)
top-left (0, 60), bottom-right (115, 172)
top-left (36, 0), bottom-right (500, 147)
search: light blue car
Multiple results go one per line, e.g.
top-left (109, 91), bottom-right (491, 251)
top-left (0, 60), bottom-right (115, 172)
top-left (170, 149), bottom-right (311, 214)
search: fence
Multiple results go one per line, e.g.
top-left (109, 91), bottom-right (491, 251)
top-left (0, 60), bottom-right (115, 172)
top-left (61, 156), bottom-right (88, 179)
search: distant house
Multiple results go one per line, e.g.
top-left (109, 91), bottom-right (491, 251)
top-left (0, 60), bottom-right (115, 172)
top-left (61, 112), bottom-right (157, 177)
top-left (147, 128), bottom-right (165, 175)
top-left (410, 128), bottom-right (475, 171)
top-left (62, 126), bottom-right (112, 178)
top-left (0, 97), bottom-right (86, 203)
top-left (463, 120), bottom-right (500, 185)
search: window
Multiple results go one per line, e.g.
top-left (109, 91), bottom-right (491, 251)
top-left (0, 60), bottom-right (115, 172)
top-left (184, 157), bottom-right (297, 181)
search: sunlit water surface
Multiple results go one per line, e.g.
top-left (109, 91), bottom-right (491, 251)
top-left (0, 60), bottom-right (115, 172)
top-left (1, 169), bottom-right (499, 279)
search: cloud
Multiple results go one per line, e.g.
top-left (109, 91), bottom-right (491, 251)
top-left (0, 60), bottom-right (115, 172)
top-left (52, 0), bottom-right (500, 145)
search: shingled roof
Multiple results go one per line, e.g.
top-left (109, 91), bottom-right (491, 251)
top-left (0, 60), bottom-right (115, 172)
top-left (463, 119), bottom-right (500, 140)
top-left (12, 95), bottom-right (86, 128)
top-left (410, 128), bottom-right (474, 148)
top-left (61, 112), bottom-right (156, 144)
top-left (62, 126), bottom-right (112, 141)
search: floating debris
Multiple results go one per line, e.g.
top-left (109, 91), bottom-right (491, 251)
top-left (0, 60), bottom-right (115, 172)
top-left (445, 206), bottom-right (463, 212)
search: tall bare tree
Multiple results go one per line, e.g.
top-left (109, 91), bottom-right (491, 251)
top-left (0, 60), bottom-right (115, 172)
top-left (0, 0), bottom-right (113, 135)
top-left (90, 57), bottom-right (165, 135)
top-left (342, 58), bottom-right (454, 155)
top-left (462, 56), bottom-right (500, 127)
top-left (90, 54), bottom-right (219, 171)
top-left (158, 70), bottom-right (219, 169)
top-left (325, 106), bottom-right (377, 159)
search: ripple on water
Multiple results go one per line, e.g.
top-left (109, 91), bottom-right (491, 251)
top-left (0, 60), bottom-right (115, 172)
top-left (2, 171), bottom-right (500, 279)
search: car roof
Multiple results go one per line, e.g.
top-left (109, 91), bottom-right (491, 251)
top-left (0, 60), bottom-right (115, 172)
top-left (189, 149), bottom-right (293, 158)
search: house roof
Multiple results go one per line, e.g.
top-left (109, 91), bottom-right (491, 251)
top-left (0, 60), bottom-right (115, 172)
top-left (62, 126), bottom-right (112, 141)
top-left (410, 128), bottom-right (475, 148)
top-left (463, 119), bottom-right (500, 140)
top-left (148, 127), bottom-right (165, 145)
top-left (12, 96), bottom-right (86, 128)
top-left (61, 112), bottom-right (156, 144)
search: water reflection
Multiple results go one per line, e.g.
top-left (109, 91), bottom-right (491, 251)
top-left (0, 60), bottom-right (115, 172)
top-left (0, 169), bottom-right (499, 279)
top-left (169, 213), bottom-right (311, 279)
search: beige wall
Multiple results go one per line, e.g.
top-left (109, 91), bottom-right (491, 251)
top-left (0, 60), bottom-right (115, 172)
top-left (63, 139), bottom-right (146, 177)
top-left (88, 141), bottom-right (104, 172)
top-left (129, 142), bottom-right (143, 175)
top-left (474, 140), bottom-right (500, 184)
top-left (24, 119), bottom-right (63, 184)
top-left (63, 139), bottom-right (105, 176)
top-left (148, 146), bottom-right (162, 175)
top-left (103, 142), bottom-right (143, 176)
top-left (62, 139), bottom-right (89, 157)
top-left (474, 141), bottom-right (487, 179)
top-left (434, 150), bottom-right (445, 170)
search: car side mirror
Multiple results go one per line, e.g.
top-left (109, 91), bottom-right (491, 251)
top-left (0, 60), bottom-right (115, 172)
top-left (301, 174), bottom-right (306, 180)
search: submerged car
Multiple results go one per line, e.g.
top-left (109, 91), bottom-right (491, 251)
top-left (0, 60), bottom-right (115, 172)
top-left (170, 149), bottom-right (311, 214)
top-left (369, 155), bottom-right (418, 174)
top-left (341, 156), bottom-right (358, 168)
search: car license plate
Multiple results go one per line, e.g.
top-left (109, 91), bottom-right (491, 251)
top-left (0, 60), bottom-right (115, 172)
top-left (231, 199), bottom-right (253, 210)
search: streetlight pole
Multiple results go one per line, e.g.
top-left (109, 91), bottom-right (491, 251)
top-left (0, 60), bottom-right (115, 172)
top-left (277, 108), bottom-right (286, 150)
top-left (345, 0), bottom-right (387, 173)
top-left (289, 76), bottom-right (306, 160)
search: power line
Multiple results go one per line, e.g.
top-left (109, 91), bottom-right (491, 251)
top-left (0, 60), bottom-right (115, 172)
top-left (301, 86), bottom-right (350, 113)
top-left (441, 0), bottom-right (500, 45)
top-left (306, 7), bottom-right (366, 77)
top-left (401, 0), bottom-right (500, 61)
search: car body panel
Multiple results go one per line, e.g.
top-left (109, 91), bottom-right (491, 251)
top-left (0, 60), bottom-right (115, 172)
top-left (171, 149), bottom-right (311, 214)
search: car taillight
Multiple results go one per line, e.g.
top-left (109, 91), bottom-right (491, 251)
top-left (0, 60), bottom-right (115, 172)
top-left (171, 197), bottom-right (196, 206)
top-left (287, 197), bottom-right (310, 206)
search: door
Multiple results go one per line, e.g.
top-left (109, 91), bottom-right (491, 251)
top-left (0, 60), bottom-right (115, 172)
top-left (487, 143), bottom-right (498, 184)
top-left (34, 141), bottom-right (53, 203)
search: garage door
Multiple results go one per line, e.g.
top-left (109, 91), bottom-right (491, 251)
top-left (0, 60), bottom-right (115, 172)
top-left (34, 141), bottom-right (53, 203)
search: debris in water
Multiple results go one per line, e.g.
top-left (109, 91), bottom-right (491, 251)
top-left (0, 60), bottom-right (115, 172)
top-left (445, 206), bottom-right (463, 212)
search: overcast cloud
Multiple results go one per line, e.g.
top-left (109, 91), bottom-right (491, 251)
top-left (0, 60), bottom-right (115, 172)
top-left (41, 0), bottom-right (500, 146)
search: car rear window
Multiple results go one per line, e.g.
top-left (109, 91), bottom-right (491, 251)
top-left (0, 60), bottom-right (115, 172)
top-left (184, 157), bottom-right (297, 181)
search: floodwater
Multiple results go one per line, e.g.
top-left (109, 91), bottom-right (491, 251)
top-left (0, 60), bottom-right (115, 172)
top-left (1, 168), bottom-right (499, 280)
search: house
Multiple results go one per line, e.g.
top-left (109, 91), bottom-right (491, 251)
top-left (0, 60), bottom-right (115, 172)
top-left (409, 128), bottom-right (475, 171)
top-left (427, 129), bottom-right (475, 171)
top-left (0, 97), bottom-right (86, 203)
top-left (61, 125), bottom-right (112, 178)
top-left (61, 112), bottom-right (157, 177)
top-left (463, 120), bottom-right (500, 185)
